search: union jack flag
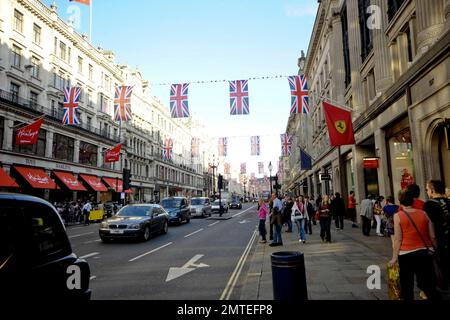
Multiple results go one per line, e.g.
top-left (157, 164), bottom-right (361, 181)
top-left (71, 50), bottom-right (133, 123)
top-left (281, 133), bottom-right (292, 156)
top-left (240, 163), bottom-right (246, 175)
top-left (170, 83), bottom-right (190, 118)
top-left (277, 161), bottom-right (284, 181)
top-left (164, 138), bottom-right (173, 160)
top-left (218, 137), bottom-right (228, 157)
top-left (114, 86), bottom-right (133, 122)
top-left (191, 137), bottom-right (200, 157)
top-left (224, 163), bottom-right (230, 175)
top-left (250, 136), bottom-right (260, 156)
top-left (229, 80), bottom-right (249, 115)
top-left (288, 75), bottom-right (309, 115)
top-left (62, 87), bottom-right (81, 125)
top-left (258, 162), bottom-right (264, 174)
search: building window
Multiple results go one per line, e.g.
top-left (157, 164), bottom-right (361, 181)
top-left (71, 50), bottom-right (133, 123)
top-left (0, 117), bottom-right (4, 149)
top-left (79, 141), bottom-right (98, 166)
top-left (11, 83), bottom-right (20, 103)
top-left (78, 56), bottom-right (83, 74)
top-left (358, 0), bottom-right (373, 62)
top-left (341, 2), bottom-right (351, 88)
top-left (12, 45), bottom-right (21, 68)
top-left (13, 122), bottom-right (46, 157)
top-left (14, 10), bottom-right (23, 33)
top-left (52, 133), bottom-right (74, 162)
top-left (31, 56), bottom-right (40, 78)
top-left (388, 0), bottom-right (407, 22)
top-left (88, 64), bottom-right (93, 81)
top-left (86, 116), bottom-right (92, 131)
top-left (30, 91), bottom-right (38, 106)
top-left (33, 24), bottom-right (42, 45)
top-left (59, 42), bottom-right (66, 61)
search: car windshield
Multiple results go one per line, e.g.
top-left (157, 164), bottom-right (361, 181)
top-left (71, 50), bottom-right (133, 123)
top-left (190, 199), bottom-right (206, 205)
top-left (213, 200), bottom-right (223, 205)
top-left (161, 199), bottom-right (182, 208)
top-left (117, 206), bottom-right (153, 217)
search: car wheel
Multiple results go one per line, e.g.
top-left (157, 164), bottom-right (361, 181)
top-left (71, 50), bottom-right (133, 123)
top-left (141, 226), bottom-right (150, 242)
top-left (186, 216), bottom-right (191, 223)
top-left (161, 221), bottom-right (168, 234)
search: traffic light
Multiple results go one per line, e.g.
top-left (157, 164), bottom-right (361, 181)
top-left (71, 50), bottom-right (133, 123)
top-left (123, 168), bottom-right (132, 191)
top-left (218, 174), bottom-right (223, 190)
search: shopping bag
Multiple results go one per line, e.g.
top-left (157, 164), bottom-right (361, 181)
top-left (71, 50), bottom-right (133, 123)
top-left (387, 263), bottom-right (401, 300)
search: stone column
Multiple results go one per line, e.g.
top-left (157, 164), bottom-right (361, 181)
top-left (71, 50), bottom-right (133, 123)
top-left (330, 10), bottom-right (346, 104)
top-left (397, 32), bottom-right (410, 75)
top-left (45, 131), bottom-right (54, 158)
top-left (374, 129), bottom-right (392, 198)
top-left (3, 119), bottom-right (14, 151)
top-left (346, 0), bottom-right (365, 114)
top-left (415, 0), bottom-right (445, 54)
top-left (372, 0), bottom-right (393, 94)
top-left (73, 140), bottom-right (80, 163)
top-left (97, 147), bottom-right (103, 168)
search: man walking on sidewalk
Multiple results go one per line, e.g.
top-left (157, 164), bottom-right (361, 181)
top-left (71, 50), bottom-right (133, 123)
top-left (269, 194), bottom-right (284, 247)
top-left (332, 192), bottom-right (346, 230)
top-left (82, 200), bottom-right (92, 226)
top-left (348, 191), bottom-right (358, 228)
top-left (360, 195), bottom-right (374, 236)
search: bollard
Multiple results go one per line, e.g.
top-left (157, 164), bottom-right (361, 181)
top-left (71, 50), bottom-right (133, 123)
top-left (271, 251), bottom-right (308, 301)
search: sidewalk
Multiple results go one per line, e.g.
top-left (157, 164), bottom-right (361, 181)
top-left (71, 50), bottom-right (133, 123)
top-left (240, 219), bottom-right (429, 300)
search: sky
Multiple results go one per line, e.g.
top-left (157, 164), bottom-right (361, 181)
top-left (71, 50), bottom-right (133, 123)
top-left (45, 0), bottom-right (317, 179)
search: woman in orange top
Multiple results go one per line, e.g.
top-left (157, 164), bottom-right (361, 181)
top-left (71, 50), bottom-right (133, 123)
top-left (389, 189), bottom-right (440, 300)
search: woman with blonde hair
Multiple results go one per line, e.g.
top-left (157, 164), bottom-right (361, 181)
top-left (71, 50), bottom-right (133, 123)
top-left (318, 195), bottom-right (332, 242)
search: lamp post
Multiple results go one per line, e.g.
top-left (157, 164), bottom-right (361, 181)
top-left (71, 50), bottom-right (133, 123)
top-left (208, 155), bottom-right (219, 200)
top-left (243, 176), bottom-right (247, 202)
top-left (268, 161), bottom-right (273, 196)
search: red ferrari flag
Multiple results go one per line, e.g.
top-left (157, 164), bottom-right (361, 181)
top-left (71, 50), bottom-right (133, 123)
top-left (322, 101), bottom-right (355, 146)
top-left (104, 144), bottom-right (122, 163)
top-left (15, 117), bottom-right (44, 145)
top-left (70, 0), bottom-right (91, 5)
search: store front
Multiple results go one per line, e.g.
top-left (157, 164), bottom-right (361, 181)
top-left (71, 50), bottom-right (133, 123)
top-left (0, 166), bottom-right (19, 191)
top-left (10, 165), bottom-right (57, 200)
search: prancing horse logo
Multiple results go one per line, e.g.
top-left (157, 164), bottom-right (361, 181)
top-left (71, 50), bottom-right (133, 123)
top-left (335, 120), bottom-right (347, 134)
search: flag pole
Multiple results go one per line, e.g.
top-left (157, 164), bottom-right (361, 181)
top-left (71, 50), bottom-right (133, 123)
top-left (10, 115), bottom-right (45, 129)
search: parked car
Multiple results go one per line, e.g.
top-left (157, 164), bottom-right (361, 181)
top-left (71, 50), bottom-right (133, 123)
top-left (99, 204), bottom-right (169, 242)
top-left (0, 193), bottom-right (91, 300)
top-left (229, 198), bottom-right (242, 209)
top-left (161, 197), bottom-right (191, 225)
top-left (189, 197), bottom-right (212, 217)
top-left (211, 199), bottom-right (229, 213)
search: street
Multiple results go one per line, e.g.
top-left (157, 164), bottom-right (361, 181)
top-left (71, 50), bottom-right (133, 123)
top-left (66, 203), bottom-right (257, 300)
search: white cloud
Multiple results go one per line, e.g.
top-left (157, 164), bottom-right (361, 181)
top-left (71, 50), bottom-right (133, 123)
top-left (284, 4), bottom-right (318, 17)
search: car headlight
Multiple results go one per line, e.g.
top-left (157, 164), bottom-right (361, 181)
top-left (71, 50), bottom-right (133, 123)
top-left (100, 222), bottom-right (109, 228)
top-left (128, 224), bottom-right (142, 229)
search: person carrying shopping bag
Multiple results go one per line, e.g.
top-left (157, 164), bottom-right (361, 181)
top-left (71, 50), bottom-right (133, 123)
top-left (292, 196), bottom-right (309, 243)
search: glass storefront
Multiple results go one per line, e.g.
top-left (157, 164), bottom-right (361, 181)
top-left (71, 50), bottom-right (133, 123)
top-left (389, 128), bottom-right (415, 199)
top-left (345, 158), bottom-right (355, 194)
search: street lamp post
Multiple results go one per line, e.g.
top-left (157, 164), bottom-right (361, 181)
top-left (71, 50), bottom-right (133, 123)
top-left (208, 155), bottom-right (219, 200)
top-left (268, 161), bottom-right (273, 196)
top-left (243, 177), bottom-right (247, 202)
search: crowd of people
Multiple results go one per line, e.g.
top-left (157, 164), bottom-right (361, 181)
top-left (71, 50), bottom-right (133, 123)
top-left (54, 199), bottom-right (116, 225)
top-left (257, 179), bottom-right (450, 300)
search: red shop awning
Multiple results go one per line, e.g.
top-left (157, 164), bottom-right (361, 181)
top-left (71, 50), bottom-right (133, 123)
top-left (0, 167), bottom-right (19, 188)
top-left (79, 174), bottom-right (108, 192)
top-left (53, 171), bottom-right (87, 191)
top-left (14, 166), bottom-right (56, 189)
top-left (102, 177), bottom-right (123, 192)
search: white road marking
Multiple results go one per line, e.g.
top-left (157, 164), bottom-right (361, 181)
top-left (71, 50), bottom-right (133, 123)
top-left (129, 242), bottom-right (173, 262)
top-left (166, 254), bottom-right (209, 282)
top-left (69, 232), bottom-right (94, 239)
top-left (232, 206), bottom-right (256, 217)
top-left (90, 276), bottom-right (97, 280)
top-left (83, 239), bottom-right (102, 244)
top-left (79, 252), bottom-right (100, 259)
top-left (208, 221), bottom-right (220, 227)
top-left (69, 226), bottom-right (84, 231)
top-left (184, 228), bottom-right (204, 238)
top-left (220, 229), bottom-right (258, 300)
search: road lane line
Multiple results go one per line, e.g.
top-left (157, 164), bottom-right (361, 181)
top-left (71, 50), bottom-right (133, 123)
top-left (129, 242), bottom-right (173, 262)
top-left (69, 232), bottom-right (94, 239)
top-left (90, 276), bottom-right (97, 280)
top-left (232, 205), bottom-right (256, 217)
top-left (184, 228), bottom-right (204, 238)
top-left (220, 229), bottom-right (258, 300)
top-left (69, 226), bottom-right (84, 231)
top-left (79, 252), bottom-right (100, 259)
top-left (208, 221), bottom-right (220, 227)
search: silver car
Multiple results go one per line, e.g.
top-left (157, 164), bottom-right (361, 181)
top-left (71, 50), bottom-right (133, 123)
top-left (189, 197), bottom-right (212, 218)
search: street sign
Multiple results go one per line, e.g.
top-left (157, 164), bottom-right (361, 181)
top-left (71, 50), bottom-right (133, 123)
top-left (319, 173), bottom-right (332, 181)
top-left (165, 254), bottom-right (209, 282)
top-left (120, 192), bottom-right (125, 199)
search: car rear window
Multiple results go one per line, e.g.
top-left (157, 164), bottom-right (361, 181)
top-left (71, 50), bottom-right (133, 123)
top-left (190, 199), bottom-right (206, 205)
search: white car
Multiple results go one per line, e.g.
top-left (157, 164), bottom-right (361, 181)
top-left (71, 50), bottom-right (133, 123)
top-left (211, 199), bottom-right (229, 213)
top-left (189, 197), bottom-right (212, 217)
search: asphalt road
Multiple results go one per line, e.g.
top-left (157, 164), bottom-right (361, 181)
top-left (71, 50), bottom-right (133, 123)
top-left (66, 203), bottom-right (258, 300)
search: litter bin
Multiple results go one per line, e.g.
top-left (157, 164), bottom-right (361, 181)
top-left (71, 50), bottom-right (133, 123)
top-left (271, 251), bottom-right (307, 301)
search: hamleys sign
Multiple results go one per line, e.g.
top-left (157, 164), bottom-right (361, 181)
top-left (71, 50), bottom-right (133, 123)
top-left (27, 173), bottom-right (49, 184)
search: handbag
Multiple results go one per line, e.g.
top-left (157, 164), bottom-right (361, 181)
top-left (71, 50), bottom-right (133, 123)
top-left (402, 210), bottom-right (448, 290)
top-left (387, 262), bottom-right (402, 300)
top-left (315, 211), bottom-right (320, 221)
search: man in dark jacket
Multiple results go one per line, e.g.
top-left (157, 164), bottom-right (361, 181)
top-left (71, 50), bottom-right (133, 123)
top-left (283, 196), bottom-right (294, 233)
top-left (331, 192), bottom-right (346, 230)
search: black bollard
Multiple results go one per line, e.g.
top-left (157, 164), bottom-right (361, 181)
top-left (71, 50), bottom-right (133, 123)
top-left (271, 251), bottom-right (308, 301)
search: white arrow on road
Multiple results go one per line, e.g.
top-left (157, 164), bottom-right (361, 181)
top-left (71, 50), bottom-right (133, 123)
top-left (239, 219), bottom-right (249, 224)
top-left (165, 254), bottom-right (209, 282)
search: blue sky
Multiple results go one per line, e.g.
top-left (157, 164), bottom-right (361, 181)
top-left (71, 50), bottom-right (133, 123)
top-left (46, 0), bottom-right (317, 178)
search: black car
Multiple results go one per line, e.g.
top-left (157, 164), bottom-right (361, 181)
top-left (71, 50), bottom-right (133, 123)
top-left (0, 193), bottom-right (91, 300)
top-left (161, 197), bottom-right (191, 225)
top-left (229, 198), bottom-right (242, 209)
top-left (99, 204), bottom-right (169, 242)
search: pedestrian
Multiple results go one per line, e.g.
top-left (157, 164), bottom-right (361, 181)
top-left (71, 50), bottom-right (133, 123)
top-left (348, 191), bottom-right (358, 228)
top-left (257, 198), bottom-right (268, 244)
top-left (406, 184), bottom-right (425, 210)
top-left (268, 193), bottom-right (275, 241)
top-left (318, 195), bottom-right (332, 243)
top-left (373, 196), bottom-right (384, 236)
top-left (360, 194), bottom-right (374, 236)
top-left (304, 196), bottom-right (314, 234)
top-left (423, 180), bottom-right (450, 290)
top-left (389, 189), bottom-right (440, 300)
top-left (292, 196), bottom-right (308, 243)
top-left (269, 193), bottom-right (283, 247)
top-left (283, 196), bottom-right (294, 233)
top-left (82, 200), bottom-right (92, 225)
top-left (383, 196), bottom-right (399, 250)
top-left (331, 192), bottom-right (346, 230)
